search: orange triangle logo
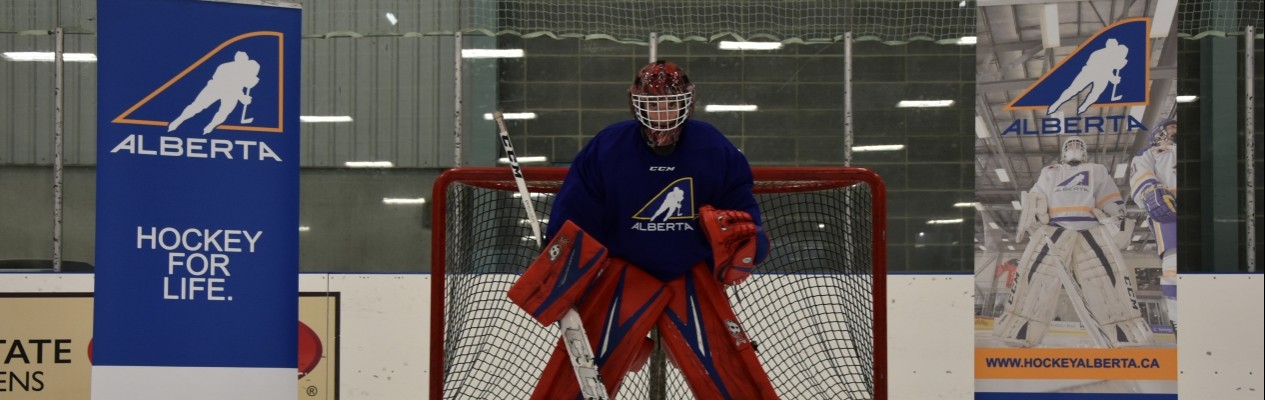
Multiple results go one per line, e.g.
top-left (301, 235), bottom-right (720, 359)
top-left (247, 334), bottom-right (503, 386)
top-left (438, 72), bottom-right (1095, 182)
top-left (112, 31), bottom-right (284, 134)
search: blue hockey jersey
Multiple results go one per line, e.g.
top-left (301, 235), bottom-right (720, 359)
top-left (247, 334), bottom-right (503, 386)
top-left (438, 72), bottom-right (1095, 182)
top-left (546, 119), bottom-right (769, 282)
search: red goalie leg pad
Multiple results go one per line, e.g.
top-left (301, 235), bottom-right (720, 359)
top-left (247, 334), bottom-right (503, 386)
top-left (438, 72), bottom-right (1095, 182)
top-left (508, 220), bottom-right (610, 326)
top-left (628, 337), bottom-right (656, 373)
top-left (530, 259), bottom-right (671, 400)
top-left (656, 263), bottom-right (780, 400)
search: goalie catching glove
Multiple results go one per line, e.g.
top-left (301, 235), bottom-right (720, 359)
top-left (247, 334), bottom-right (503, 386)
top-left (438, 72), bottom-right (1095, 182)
top-left (1015, 191), bottom-right (1050, 243)
top-left (699, 205), bottom-right (759, 285)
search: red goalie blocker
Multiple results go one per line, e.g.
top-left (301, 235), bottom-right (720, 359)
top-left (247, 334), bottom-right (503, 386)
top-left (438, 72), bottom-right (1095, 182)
top-left (507, 220), bottom-right (610, 326)
top-left (699, 205), bottom-right (758, 285)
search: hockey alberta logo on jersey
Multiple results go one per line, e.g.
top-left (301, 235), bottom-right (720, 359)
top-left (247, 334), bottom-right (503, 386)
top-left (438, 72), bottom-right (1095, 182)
top-left (1055, 170), bottom-right (1092, 193)
top-left (631, 178), bottom-right (696, 232)
top-left (1001, 18), bottom-right (1150, 136)
top-left (109, 31), bottom-right (286, 162)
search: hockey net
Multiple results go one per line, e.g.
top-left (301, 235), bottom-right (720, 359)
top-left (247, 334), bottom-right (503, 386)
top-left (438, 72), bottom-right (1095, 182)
top-left (430, 167), bottom-right (887, 400)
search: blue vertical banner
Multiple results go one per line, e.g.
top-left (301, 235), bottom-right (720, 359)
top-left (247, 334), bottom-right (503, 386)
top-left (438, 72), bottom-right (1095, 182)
top-left (94, 0), bottom-right (300, 398)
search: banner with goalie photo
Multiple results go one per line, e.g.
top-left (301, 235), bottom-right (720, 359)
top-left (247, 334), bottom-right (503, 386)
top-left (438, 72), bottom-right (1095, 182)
top-left (974, 4), bottom-right (1179, 399)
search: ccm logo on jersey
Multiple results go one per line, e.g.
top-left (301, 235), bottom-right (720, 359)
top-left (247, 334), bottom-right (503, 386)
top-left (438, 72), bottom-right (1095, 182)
top-left (649, 166), bottom-right (675, 171)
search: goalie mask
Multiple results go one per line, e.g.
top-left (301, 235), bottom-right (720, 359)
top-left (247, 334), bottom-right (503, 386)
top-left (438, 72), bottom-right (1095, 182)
top-left (629, 61), bottom-right (696, 148)
top-left (1061, 137), bottom-right (1087, 164)
top-left (1151, 118), bottom-right (1177, 147)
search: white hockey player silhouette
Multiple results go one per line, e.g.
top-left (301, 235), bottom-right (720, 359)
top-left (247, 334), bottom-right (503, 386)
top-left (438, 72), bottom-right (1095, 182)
top-left (169, 51), bottom-right (262, 134)
top-left (1046, 38), bottom-right (1129, 115)
top-left (1062, 173), bottom-right (1087, 187)
top-left (649, 186), bottom-right (685, 221)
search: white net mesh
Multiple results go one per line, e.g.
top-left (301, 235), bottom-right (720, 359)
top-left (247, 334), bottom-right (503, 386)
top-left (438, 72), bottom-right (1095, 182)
top-left (458, 1), bottom-right (1263, 44)
top-left (295, 1), bottom-right (1260, 44)
top-left (465, 0), bottom-right (976, 44)
top-left (432, 167), bottom-right (886, 399)
top-left (1177, 0), bottom-right (1265, 38)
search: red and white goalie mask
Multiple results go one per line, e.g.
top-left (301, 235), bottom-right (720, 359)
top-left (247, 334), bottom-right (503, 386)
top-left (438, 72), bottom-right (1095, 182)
top-left (629, 61), bottom-right (696, 148)
top-left (1062, 137), bottom-right (1087, 164)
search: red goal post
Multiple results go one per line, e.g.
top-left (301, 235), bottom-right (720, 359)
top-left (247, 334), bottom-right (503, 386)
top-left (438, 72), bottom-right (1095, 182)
top-left (431, 166), bottom-right (887, 400)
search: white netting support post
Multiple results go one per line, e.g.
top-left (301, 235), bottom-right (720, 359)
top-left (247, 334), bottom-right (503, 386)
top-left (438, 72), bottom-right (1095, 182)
top-left (1246, 25), bottom-right (1256, 271)
top-left (844, 32), bottom-right (854, 167)
top-left (53, 27), bottom-right (65, 272)
top-left (454, 32), bottom-right (464, 167)
top-left (648, 31), bottom-right (666, 400)
top-left (648, 32), bottom-right (657, 63)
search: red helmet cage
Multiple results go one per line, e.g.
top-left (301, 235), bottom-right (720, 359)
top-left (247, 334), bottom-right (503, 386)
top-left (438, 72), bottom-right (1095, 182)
top-left (628, 61), bottom-right (696, 147)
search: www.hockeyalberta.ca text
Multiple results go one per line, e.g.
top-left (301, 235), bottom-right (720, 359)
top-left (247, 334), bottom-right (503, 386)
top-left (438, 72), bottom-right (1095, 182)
top-left (985, 356), bottom-right (1163, 369)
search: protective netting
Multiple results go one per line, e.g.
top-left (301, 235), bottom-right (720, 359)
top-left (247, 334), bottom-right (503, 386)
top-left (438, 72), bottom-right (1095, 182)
top-left (451, 0), bottom-right (1262, 44)
top-left (432, 167), bottom-right (885, 400)
top-left (468, 0), bottom-right (975, 44)
top-left (1177, 0), bottom-right (1265, 39)
top-left (295, 1), bottom-right (1263, 44)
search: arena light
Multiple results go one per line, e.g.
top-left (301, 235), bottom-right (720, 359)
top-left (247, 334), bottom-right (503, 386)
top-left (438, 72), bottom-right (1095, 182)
top-left (927, 218), bottom-right (963, 225)
top-left (978, 245), bottom-right (987, 251)
top-left (344, 161), bottom-right (394, 168)
top-left (718, 41), bottom-right (783, 50)
top-left (1175, 95), bottom-right (1198, 103)
top-left (975, 116), bottom-right (990, 139)
top-left (498, 156), bottom-right (548, 164)
top-left (383, 197), bottom-right (426, 205)
top-left (511, 192), bottom-right (549, 198)
top-left (483, 112), bottom-right (537, 120)
top-left (300, 115), bottom-right (353, 123)
top-left (1011, 200), bottom-right (1022, 210)
top-left (897, 100), bottom-right (954, 108)
top-left (1007, 245), bottom-right (1016, 251)
top-left (1114, 163), bottom-right (1129, 179)
top-left (385, 12), bottom-right (398, 25)
top-left (956, 202), bottom-right (987, 212)
top-left (2, 52), bottom-right (97, 62)
top-left (462, 49), bottom-right (524, 58)
top-left (956, 36), bottom-right (977, 45)
top-left (988, 222), bottom-right (1001, 230)
top-left (704, 105), bottom-right (759, 112)
top-left (298, 226), bottom-right (311, 232)
top-left (994, 168), bottom-right (1010, 183)
top-left (852, 144), bottom-right (905, 152)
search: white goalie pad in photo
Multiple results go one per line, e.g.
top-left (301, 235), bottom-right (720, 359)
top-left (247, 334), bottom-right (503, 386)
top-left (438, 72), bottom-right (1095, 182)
top-left (1068, 226), bottom-right (1154, 347)
top-left (993, 225), bottom-right (1069, 348)
top-left (994, 225), bottom-right (1154, 348)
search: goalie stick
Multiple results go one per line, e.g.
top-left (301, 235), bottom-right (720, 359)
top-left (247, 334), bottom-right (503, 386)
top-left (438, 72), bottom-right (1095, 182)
top-left (494, 112), bottom-right (609, 400)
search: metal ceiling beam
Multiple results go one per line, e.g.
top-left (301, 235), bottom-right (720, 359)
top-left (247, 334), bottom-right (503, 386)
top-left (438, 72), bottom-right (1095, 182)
top-left (979, 0), bottom-right (1087, 6)
top-left (977, 35), bottom-right (1093, 53)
